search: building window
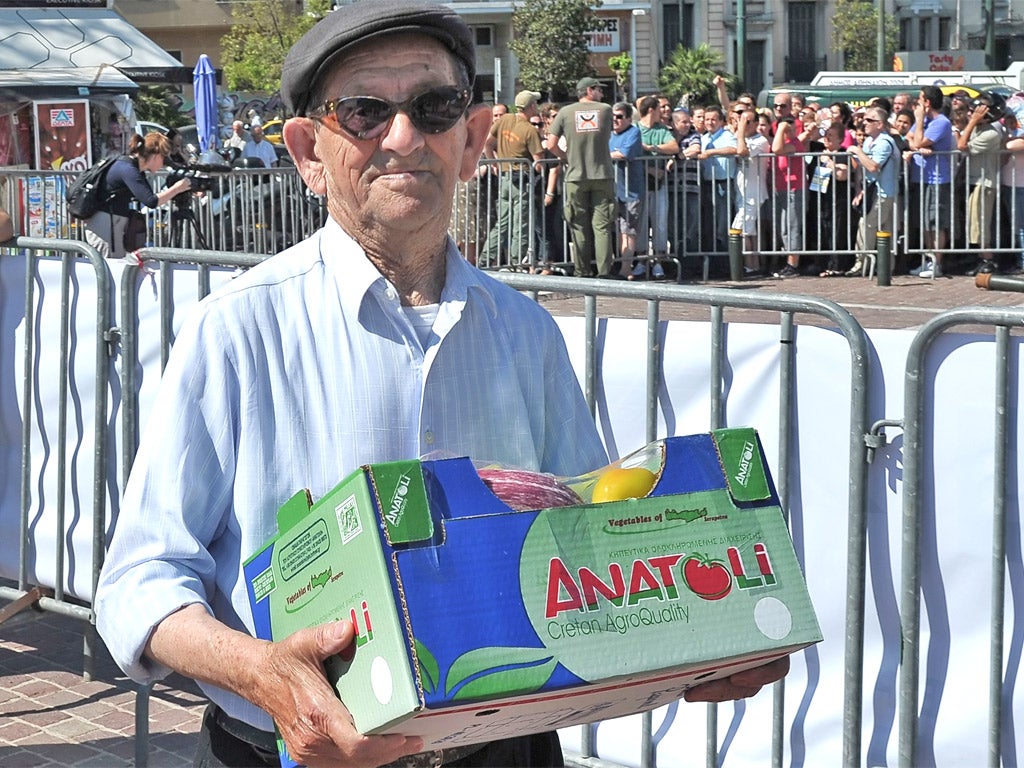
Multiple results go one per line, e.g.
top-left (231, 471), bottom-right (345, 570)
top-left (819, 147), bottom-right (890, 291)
top-left (474, 26), bottom-right (493, 48)
top-left (663, 2), bottom-right (694, 53)
top-left (785, 2), bottom-right (819, 83)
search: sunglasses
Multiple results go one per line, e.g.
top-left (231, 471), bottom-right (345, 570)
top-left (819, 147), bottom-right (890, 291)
top-left (612, 113), bottom-right (626, 120)
top-left (773, 103), bottom-right (789, 109)
top-left (863, 117), bottom-right (880, 123)
top-left (530, 120), bottom-right (543, 127)
top-left (310, 85), bottom-right (472, 140)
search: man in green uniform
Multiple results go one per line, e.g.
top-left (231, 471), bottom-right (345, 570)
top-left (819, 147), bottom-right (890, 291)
top-left (545, 77), bottom-right (615, 277)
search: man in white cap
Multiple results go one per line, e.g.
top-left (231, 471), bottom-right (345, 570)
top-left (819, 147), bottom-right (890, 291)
top-left (94, 3), bottom-right (789, 766)
top-left (481, 89), bottom-right (546, 265)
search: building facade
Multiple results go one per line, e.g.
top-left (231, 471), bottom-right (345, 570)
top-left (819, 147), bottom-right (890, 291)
top-left (112, 0), bottom-right (1024, 107)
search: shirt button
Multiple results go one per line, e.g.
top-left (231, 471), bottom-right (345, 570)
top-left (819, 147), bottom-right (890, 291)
top-left (386, 288), bottom-right (398, 301)
top-left (424, 430), bottom-right (435, 445)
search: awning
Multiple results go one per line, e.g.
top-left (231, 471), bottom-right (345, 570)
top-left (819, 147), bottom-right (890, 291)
top-left (0, 64), bottom-right (139, 97)
top-left (0, 7), bottom-right (191, 84)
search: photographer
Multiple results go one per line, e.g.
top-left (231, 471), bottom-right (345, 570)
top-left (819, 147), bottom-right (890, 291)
top-left (83, 132), bottom-right (192, 259)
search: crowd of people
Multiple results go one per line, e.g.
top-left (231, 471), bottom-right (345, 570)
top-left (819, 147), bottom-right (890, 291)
top-left (466, 79), bottom-right (1024, 281)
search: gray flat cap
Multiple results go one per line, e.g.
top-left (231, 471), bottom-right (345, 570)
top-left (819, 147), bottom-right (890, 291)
top-left (281, 0), bottom-right (476, 116)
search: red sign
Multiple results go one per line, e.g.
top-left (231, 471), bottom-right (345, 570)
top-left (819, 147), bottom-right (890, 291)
top-left (33, 99), bottom-right (91, 172)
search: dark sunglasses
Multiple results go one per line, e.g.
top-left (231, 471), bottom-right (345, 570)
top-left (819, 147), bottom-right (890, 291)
top-left (863, 117), bottom-right (880, 123)
top-left (612, 113), bottom-right (626, 120)
top-left (310, 86), bottom-right (472, 140)
top-left (530, 120), bottom-right (543, 127)
top-left (773, 103), bottom-right (789, 109)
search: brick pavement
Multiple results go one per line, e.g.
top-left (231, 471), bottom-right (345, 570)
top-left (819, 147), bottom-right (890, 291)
top-left (0, 600), bottom-right (205, 767)
top-left (536, 271), bottom-right (1024, 330)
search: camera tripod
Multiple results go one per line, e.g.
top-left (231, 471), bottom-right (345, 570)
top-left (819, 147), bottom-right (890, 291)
top-left (168, 198), bottom-right (211, 250)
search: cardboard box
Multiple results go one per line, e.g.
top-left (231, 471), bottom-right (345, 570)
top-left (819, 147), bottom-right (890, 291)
top-left (244, 428), bottom-right (821, 760)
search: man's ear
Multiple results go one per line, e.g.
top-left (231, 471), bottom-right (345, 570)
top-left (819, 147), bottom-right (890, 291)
top-left (458, 104), bottom-right (491, 182)
top-left (283, 118), bottom-right (327, 196)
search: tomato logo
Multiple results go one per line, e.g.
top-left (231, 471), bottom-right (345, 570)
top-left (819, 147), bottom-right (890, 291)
top-left (682, 554), bottom-right (733, 601)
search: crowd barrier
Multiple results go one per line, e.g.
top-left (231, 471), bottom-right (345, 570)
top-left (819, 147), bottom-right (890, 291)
top-left (1, 239), bottom-right (1022, 766)
top-left (3, 145), bottom-right (1024, 277)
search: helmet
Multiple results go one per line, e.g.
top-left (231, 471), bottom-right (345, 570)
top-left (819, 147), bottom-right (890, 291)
top-left (969, 91), bottom-right (1006, 122)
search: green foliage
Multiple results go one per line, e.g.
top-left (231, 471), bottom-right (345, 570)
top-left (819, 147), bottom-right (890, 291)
top-left (509, 0), bottom-right (602, 102)
top-left (607, 53), bottom-right (632, 102)
top-left (658, 43), bottom-right (734, 107)
top-left (220, 0), bottom-right (330, 96)
top-left (133, 86), bottom-right (186, 128)
top-left (832, 0), bottom-right (899, 71)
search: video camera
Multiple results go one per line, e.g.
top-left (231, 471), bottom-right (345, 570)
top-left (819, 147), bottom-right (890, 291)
top-left (167, 165), bottom-right (218, 194)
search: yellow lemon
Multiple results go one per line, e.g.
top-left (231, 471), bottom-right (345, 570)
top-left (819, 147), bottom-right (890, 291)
top-left (591, 467), bottom-right (657, 503)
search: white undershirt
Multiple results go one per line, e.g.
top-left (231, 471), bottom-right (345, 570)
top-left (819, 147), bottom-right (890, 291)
top-left (401, 303), bottom-right (439, 347)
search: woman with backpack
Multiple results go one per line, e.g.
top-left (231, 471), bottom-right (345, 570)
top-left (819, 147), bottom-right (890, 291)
top-left (83, 132), bottom-right (192, 259)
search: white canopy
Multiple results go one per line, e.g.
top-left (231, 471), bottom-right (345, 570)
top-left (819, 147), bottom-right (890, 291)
top-left (0, 7), bottom-right (190, 84)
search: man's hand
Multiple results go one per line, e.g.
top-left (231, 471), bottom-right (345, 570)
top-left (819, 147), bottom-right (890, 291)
top-left (253, 621), bottom-right (422, 767)
top-left (683, 656), bottom-right (790, 704)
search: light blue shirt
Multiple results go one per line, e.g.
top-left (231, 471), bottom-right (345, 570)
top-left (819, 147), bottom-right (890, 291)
top-left (865, 133), bottom-right (899, 199)
top-left (700, 127), bottom-right (737, 180)
top-left (241, 138), bottom-right (277, 167)
top-left (95, 218), bottom-right (607, 731)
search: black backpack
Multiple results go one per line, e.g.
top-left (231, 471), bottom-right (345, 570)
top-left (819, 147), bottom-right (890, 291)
top-left (65, 155), bottom-right (119, 220)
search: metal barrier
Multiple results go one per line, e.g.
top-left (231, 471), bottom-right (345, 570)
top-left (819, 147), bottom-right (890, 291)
top-left (492, 274), bottom-right (872, 768)
top-left (12, 236), bottom-right (1023, 766)
top-left (0, 238), bottom-right (115, 683)
top-left (3, 146), bottom-right (1020, 278)
top-left (896, 306), bottom-right (1024, 767)
top-left (0, 242), bottom-right (872, 765)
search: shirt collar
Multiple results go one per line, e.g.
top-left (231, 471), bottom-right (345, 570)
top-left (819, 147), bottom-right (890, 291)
top-left (317, 216), bottom-right (497, 317)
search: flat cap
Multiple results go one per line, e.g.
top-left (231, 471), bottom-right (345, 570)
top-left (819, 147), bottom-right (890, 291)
top-left (281, 0), bottom-right (476, 116)
top-left (576, 76), bottom-right (602, 95)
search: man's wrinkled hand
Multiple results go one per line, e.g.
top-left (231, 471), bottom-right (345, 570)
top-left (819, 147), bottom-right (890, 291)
top-left (683, 656), bottom-right (790, 704)
top-left (253, 621), bottom-right (423, 767)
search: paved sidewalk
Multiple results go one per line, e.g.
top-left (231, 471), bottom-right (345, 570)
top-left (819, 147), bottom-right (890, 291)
top-left (0, 603), bottom-right (205, 767)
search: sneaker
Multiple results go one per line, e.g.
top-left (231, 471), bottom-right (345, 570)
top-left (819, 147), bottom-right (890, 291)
top-left (743, 266), bottom-right (763, 278)
top-left (916, 263), bottom-right (942, 279)
top-left (774, 264), bottom-right (799, 278)
top-left (909, 259), bottom-right (934, 277)
top-left (975, 259), bottom-right (998, 275)
top-left (845, 262), bottom-right (864, 277)
top-left (651, 263), bottom-right (666, 280)
top-left (629, 263), bottom-right (647, 280)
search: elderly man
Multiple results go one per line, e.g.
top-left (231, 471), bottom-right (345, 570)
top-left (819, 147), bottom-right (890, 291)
top-left (224, 120), bottom-right (247, 152)
top-left (94, 3), bottom-right (788, 767)
top-left (241, 123), bottom-right (278, 168)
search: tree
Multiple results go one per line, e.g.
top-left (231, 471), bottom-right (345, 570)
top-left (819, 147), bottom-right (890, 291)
top-left (657, 43), bottom-right (734, 108)
top-left (220, 0), bottom-right (330, 96)
top-left (133, 86), bottom-right (186, 128)
top-left (509, 0), bottom-right (602, 102)
top-left (607, 53), bottom-right (632, 103)
top-left (832, 0), bottom-right (899, 72)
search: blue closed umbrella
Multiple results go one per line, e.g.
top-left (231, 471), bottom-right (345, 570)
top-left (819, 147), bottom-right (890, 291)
top-left (193, 54), bottom-right (217, 153)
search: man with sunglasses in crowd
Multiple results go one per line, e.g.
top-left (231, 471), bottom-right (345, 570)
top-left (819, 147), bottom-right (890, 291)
top-left (95, 3), bottom-right (790, 767)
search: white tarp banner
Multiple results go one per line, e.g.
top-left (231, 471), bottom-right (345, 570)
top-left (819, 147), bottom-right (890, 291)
top-left (0, 254), bottom-right (1021, 765)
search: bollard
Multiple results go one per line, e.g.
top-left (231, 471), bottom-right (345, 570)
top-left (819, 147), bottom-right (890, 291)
top-left (875, 231), bottom-right (892, 287)
top-left (976, 272), bottom-right (1024, 292)
top-left (728, 228), bottom-right (743, 281)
